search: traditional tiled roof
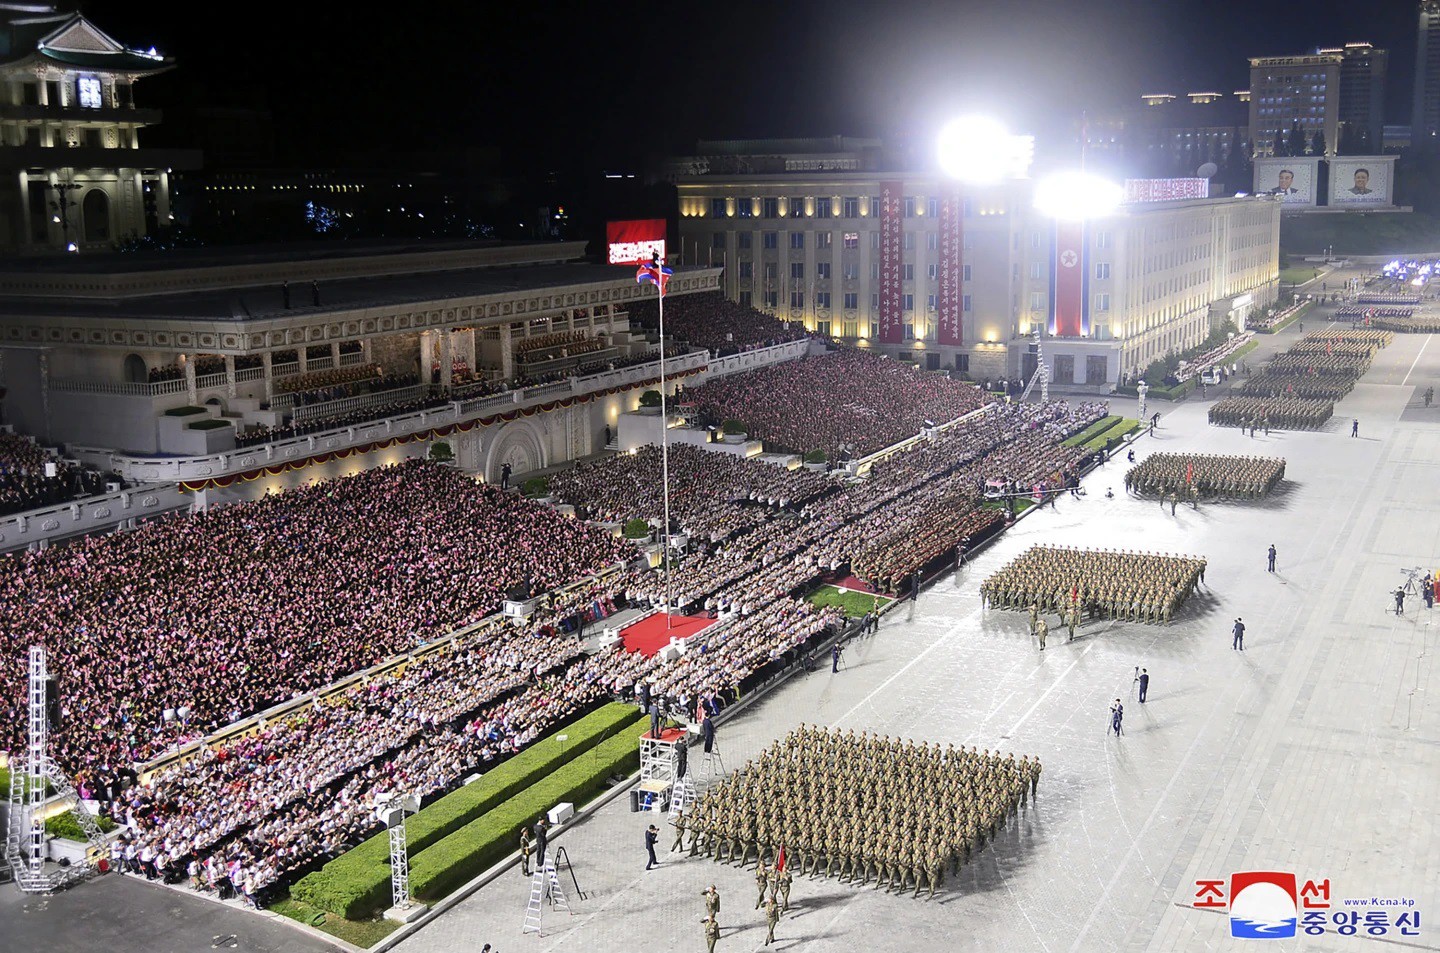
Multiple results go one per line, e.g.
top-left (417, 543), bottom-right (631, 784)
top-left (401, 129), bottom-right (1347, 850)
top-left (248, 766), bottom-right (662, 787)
top-left (0, 5), bottom-right (171, 73)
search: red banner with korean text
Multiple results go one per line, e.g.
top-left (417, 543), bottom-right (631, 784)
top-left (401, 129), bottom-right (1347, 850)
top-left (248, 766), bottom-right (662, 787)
top-left (878, 181), bottom-right (904, 343)
top-left (937, 187), bottom-right (963, 346)
top-left (1049, 220), bottom-right (1087, 337)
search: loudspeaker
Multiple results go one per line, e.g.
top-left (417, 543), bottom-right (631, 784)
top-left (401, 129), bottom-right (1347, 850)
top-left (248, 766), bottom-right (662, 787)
top-left (45, 677), bottom-right (61, 728)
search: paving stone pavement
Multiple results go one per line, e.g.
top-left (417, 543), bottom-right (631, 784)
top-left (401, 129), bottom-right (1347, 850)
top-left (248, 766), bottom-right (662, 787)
top-left (391, 328), bottom-right (1439, 953)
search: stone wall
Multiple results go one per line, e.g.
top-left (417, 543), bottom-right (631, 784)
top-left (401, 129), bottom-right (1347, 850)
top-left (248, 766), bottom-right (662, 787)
top-left (369, 331), bottom-right (421, 376)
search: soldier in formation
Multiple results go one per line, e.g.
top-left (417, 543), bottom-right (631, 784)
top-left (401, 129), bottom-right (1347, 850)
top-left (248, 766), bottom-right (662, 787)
top-left (980, 545), bottom-right (1206, 627)
top-left (1124, 453), bottom-right (1286, 500)
top-left (685, 725), bottom-right (1041, 899)
top-left (1208, 395), bottom-right (1334, 431)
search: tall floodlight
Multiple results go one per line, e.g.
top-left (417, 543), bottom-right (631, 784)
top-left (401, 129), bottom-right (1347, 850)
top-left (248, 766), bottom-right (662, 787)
top-left (936, 117), bottom-right (1034, 185)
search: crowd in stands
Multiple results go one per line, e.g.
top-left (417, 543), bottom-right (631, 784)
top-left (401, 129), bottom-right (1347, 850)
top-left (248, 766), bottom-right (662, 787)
top-left (1248, 302), bottom-right (1309, 332)
top-left (290, 372), bottom-right (420, 409)
top-left (0, 461), bottom-right (630, 772)
top-left (1175, 332), bottom-right (1255, 383)
top-left (0, 433), bottom-right (118, 518)
top-left (630, 292), bottom-right (806, 354)
top-left (515, 330), bottom-right (605, 360)
top-left (682, 348), bottom-right (988, 457)
top-left (276, 365), bottom-right (382, 397)
top-left (549, 444), bottom-right (833, 543)
top-left (11, 383), bottom-right (1117, 903)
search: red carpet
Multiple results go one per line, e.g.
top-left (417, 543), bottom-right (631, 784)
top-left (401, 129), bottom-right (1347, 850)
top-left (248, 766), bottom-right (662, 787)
top-left (834, 575), bottom-right (894, 598)
top-left (621, 613), bottom-right (717, 657)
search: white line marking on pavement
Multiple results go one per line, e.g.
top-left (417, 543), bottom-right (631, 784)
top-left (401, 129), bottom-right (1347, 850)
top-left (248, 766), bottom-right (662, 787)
top-left (1002, 642), bottom-right (1095, 738)
top-left (831, 615), bottom-right (973, 727)
top-left (1401, 334), bottom-right (1431, 387)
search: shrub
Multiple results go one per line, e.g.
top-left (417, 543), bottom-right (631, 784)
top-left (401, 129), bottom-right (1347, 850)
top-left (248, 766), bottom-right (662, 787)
top-left (521, 476), bottom-right (549, 498)
top-left (638, 389), bottom-right (662, 408)
top-left (45, 810), bottom-right (116, 840)
top-left (428, 441), bottom-right (454, 462)
top-left (163, 406), bottom-right (206, 417)
top-left (409, 725), bottom-right (646, 902)
top-left (290, 704), bottom-right (644, 919)
top-left (721, 418), bottom-right (747, 435)
top-left (623, 518), bottom-right (651, 539)
top-left (803, 449), bottom-right (827, 465)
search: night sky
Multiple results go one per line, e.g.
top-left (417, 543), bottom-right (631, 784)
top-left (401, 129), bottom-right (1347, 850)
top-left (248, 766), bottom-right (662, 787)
top-left (98, 0), bottom-right (1418, 171)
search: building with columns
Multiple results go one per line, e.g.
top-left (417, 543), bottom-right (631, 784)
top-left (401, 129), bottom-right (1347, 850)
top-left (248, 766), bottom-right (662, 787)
top-left (676, 145), bottom-right (1281, 389)
top-left (0, 4), bottom-right (199, 253)
top-left (0, 242), bottom-right (739, 491)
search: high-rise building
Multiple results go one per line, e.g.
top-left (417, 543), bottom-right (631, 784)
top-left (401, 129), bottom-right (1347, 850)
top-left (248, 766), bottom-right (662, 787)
top-left (1249, 54), bottom-right (1342, 157)
top-left (1414, 2), bottom-right (1440, 145)
top-left (0, 4), bottom-right (200, 253)
top-left (1322, 42), bottom-right (1387, 151)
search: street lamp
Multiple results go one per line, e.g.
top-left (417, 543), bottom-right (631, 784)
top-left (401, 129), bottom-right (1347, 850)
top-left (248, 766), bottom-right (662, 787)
top-left (48, 182), bottom-right (82, 253)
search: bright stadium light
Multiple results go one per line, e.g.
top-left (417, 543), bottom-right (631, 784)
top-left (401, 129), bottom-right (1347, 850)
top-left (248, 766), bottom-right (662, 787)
top-left (938, 116), bottom-right (1020, 185)
top-left (1033, 171), bottom-right (1124, 222)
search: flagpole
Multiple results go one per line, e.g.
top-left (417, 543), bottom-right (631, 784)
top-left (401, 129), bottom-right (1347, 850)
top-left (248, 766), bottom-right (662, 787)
top-left (655, 255), bottom-right (674, 630)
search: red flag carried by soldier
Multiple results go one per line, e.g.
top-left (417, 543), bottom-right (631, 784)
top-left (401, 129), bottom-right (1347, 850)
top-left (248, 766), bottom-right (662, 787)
top-left (775, 844), bottom-right (786, 872)
top-left (1186, 461), bottom-right (1194, 486)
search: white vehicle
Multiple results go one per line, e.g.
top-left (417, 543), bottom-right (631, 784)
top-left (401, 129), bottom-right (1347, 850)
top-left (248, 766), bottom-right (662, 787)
top-left (1200, 366), bottom-right (1224, 385)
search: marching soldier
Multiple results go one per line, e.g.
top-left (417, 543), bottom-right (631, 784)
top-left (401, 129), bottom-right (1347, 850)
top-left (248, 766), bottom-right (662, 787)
top-left (703, 914), bottom-right (720, 953)
top-left (764, 897), bottom-right (780, 946)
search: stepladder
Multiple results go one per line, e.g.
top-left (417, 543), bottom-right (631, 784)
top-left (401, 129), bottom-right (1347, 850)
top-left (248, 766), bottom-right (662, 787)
top-left (669, 774), bottom-right (697, 817)
top-left (521, 860), bottom-right (571, 935)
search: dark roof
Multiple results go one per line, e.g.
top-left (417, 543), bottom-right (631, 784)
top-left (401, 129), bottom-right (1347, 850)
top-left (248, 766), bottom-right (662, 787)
top-left (36, 46), bottom-right (169, 71)
top-left (0, 261), bottom-right (712, 324)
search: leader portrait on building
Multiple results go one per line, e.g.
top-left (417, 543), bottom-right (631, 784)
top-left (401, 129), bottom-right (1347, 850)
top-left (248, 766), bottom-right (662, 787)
top-left (1328, 159), bottom-right (1392, 207)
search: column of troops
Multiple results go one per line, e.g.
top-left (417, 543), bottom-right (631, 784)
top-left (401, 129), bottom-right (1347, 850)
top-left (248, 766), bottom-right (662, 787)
top-left (1208, 395), bottom-right (1334, 430)
top-left (980, 545), bottom-right (1206, 625)
top-left (1371, 314), bottom-right (1440, 333)
top-left (1125, 453), bottom-right (1285, 500)
top-left (677, 726), bottom-right (1040, 899)
top-left (1210, 328), bottom-right (1392, 430)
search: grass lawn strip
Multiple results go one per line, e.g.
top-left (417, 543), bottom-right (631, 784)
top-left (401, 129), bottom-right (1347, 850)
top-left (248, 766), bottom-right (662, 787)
top-left (271, 896), bottom-right (401, 948)
top-left (288, 703), bottom-right (643, 918)
top-left (409, 722), bottom-right (648, 902)
top-left (807, 584), bottom-right (892, 617)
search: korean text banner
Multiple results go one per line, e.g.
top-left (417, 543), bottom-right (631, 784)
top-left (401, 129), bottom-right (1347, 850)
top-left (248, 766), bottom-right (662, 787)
top-left (878, 181), bottom-right (904, 344)
top-left (607, 219), bottom-right (667, 265)
top-left (937, 187), bottom-right (963, 346)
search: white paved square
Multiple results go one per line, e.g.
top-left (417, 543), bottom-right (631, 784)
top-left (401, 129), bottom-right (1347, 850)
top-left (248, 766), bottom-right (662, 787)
top-left (394, 329), bottom-right (1440, 953)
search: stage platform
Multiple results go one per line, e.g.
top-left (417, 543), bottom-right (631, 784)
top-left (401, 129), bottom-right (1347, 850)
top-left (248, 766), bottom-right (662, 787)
top-left (620, 612), bottom-right (716, 657)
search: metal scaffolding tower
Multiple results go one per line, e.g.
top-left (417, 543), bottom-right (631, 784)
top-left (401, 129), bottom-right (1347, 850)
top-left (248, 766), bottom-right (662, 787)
top-left (377, 794), bottom-right (421, 916)
top-left (4, 646), bottom-right (109, 892)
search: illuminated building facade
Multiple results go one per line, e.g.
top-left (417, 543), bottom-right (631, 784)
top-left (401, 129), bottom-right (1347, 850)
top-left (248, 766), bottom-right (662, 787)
top-left (0, 4), bottom-right (198, 253)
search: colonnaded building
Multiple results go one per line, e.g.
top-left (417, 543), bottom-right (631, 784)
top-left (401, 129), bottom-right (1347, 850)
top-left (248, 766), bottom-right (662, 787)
top-left (669, 138), bottom-right (1282, 389)
top-left (0, 240), bottom-right (795, 549)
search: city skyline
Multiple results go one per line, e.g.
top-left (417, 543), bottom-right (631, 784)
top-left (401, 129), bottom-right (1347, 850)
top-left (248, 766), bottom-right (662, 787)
top-left (101, 0), bottom-right (1420, 170)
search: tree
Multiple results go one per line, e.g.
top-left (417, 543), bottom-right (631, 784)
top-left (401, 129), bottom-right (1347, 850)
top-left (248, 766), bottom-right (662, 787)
top-left (1309, 129), bottom-right (1326, 156)
top-left (1287, 122), bottom-right (1307, 158)
top-left (1272, 128), bottom-right (1287, 158)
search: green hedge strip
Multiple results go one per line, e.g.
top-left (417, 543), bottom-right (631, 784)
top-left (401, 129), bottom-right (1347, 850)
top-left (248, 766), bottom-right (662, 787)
top-left (410, 724), bottom-right (646, 902)
top-left (1062, 415), bottom-right (1123, 447)
top-left (290, 703), bottom-right (643, 918)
